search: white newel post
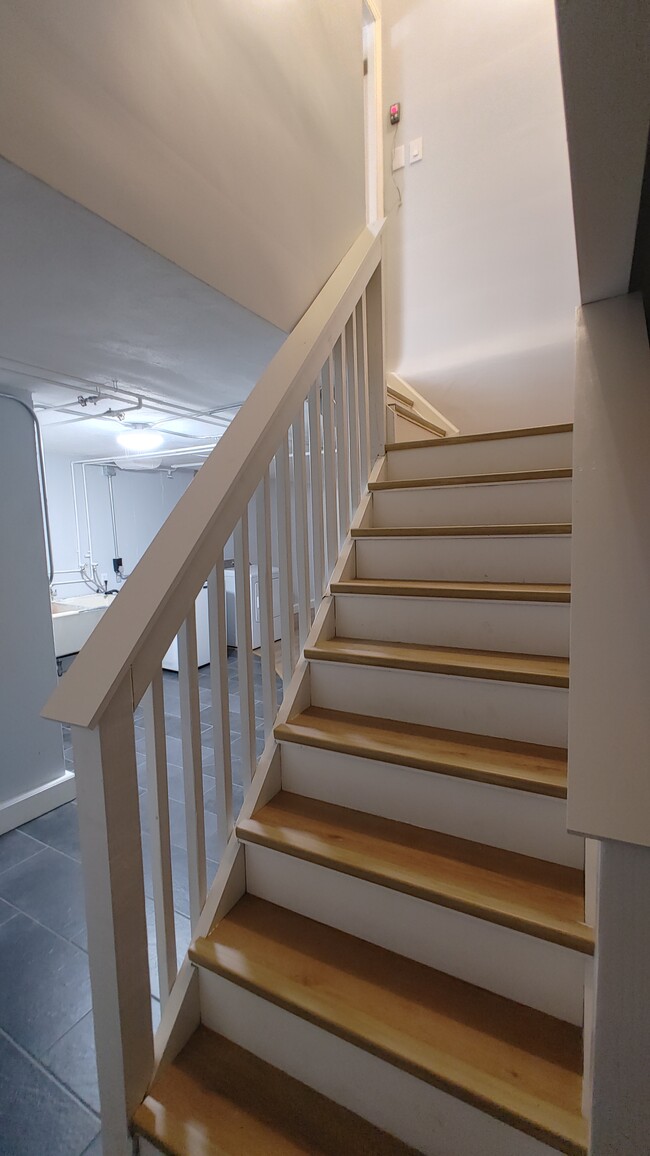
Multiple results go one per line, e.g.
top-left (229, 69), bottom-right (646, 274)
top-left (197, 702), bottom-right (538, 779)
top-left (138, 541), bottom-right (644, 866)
top-left (365, 259), bottom-right (386, 467)
top-left (567, 293), bottom-right (650, 1153)
top-left (71, 676), bottom-right (154, 1156)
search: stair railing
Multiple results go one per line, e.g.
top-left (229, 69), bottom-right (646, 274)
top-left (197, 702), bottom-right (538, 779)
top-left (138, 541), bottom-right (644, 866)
top-left (43, 223), bottom-right (385, 1155)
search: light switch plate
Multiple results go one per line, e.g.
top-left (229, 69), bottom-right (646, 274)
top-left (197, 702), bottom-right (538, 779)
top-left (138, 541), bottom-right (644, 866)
top-left (409, 137), bottom-right (423, 164)
top-left (392, 144), bottom-right (405, 172)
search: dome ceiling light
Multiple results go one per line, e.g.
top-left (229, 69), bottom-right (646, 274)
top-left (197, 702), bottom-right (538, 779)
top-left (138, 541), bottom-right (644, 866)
top-left (116, 425), bottom-right (164, 452)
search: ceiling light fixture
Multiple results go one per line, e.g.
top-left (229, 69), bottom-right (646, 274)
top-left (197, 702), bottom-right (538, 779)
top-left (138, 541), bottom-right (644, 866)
top-left (116, 426), bottom-right (164, 452)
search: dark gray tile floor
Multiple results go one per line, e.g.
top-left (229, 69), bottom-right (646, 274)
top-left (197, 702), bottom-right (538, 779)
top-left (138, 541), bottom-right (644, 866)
top-left (0, 651), bottom-right (279, 1154)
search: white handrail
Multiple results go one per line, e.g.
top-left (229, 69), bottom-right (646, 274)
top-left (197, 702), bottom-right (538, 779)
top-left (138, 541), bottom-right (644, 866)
top-left (43, 222), bottom-right (383, 730)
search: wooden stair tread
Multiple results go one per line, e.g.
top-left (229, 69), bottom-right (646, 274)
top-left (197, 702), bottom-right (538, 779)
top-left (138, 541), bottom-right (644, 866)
top-left (331, 578), bottom-right (571, 602)
top-left (275, 705), bottom-right (568, 796)
top-left (385, 422), bottom-right (573, 452)
top-left (370, 467), bottom-right (572, 490)
top-left (236, 793), bottom-right (592, 953)
top-left (192, 896), bottom-right (587, 1156)
top-left (305, 638), bottom-right (569, 687)
top-left (134, 1025), bottom-right (417, 1156)
top-left (352, 522), bottom-right (571, 537)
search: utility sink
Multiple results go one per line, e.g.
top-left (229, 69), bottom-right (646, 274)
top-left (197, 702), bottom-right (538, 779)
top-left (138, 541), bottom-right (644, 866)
top-left (51, 593), bottom-right (117, 659)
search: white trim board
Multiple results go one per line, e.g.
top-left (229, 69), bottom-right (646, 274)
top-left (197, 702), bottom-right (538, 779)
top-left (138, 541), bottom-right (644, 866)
top-left (386, 372), bottom-right (460, 435)
top-left (0, 767), bottom-right (75, 835)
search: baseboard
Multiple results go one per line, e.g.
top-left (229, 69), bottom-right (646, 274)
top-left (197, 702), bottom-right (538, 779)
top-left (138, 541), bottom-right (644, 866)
top-left (0, 767), bottom-right (76, 835)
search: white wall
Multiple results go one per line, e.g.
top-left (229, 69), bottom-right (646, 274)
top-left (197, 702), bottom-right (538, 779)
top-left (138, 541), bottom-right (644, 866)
top-left (0, 1), bottom-right (366, 333)
top-left (381, 0), bottom-right (581, 432)
top-left (567, 293), bottom-right (650, 849)
top-left (0, 391), bottom-right (67, 832)
top-left (45, 455), bottom-right (193, 600)
top-left (589, 837), bottom-right (650, 1155)
top-left (45, 451), bottom-right (286, 606)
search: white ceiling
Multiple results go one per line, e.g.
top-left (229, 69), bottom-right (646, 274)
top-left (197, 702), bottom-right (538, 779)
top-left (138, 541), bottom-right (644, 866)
top-left (0, 159), bottom-right (285, 458)
top-left (0, 1), bottom-right (365, 333)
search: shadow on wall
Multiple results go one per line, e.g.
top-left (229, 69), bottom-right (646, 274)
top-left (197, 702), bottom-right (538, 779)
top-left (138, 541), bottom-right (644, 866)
top-left (403, 331), bottom-right (576, 435)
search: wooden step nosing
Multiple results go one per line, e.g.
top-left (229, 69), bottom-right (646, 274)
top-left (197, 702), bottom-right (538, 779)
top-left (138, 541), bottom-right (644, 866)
top-left (369, 469), bottom-right (572, 491)
top-left (304, 645), bottom-right (569, 688)
top-left (235, 822), bottom-right (593, 955)
top-left (352, 523), bottom-right (572, 538)
top-left (274, 721), bottom-right (567, 797)
top-left (331, 580), bottom-right (571, 603)
top-left (133, 1106), bottom-right (179, 1156)
top-left (134, 1025), bottom-right (422, 1156)
top-left (190, 941), bottom-right (587, 1156)
top-left (385, 423), bottom-right (574, 452)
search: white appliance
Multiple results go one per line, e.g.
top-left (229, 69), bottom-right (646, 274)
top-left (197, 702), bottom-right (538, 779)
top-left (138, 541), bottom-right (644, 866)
top-left (224, 565), bottom-right (281, 649)
top-left (162, 584), bottom-right (211, 671)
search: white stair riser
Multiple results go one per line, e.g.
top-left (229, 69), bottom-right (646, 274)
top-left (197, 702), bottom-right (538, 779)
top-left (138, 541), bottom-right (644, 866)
top-left (280, 744), bottom-right (583, 868)
top-left (199, 970), bottom-right (558, 1156)
top-left (309, 660), bottom-right (568, 746)
top-left (333, 593), bottom-right (571, 656)
top-left (244, 844), bottom-right (586, 1024)
top-left (371, 478), bottom-right (572, 528)
top-left (384, 432), bottom-right (573, 481)
top-left (355, 535), bottom-right (571, 583)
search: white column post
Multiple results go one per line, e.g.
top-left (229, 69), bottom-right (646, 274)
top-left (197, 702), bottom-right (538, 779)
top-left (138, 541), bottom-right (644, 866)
top-left (71, 676), bottom-right (153, 1156)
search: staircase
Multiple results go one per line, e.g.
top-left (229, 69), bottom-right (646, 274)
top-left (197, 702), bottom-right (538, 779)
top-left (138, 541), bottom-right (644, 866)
top-left (133, 423), bottom-right (590, 1156)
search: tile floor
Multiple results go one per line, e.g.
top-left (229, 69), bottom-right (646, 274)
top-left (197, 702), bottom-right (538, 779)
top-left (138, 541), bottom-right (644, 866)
top-left (0, 652), bottom-right (278, 1155)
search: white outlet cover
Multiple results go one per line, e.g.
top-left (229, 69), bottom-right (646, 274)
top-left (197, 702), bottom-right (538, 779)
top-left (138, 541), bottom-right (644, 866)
top-left (392, 144), bottom-right (405, 172)
top-left (409, 137), bottom-right (423, 164)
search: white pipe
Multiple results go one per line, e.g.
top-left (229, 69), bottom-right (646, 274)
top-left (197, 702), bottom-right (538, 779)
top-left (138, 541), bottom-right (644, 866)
top-left (73, 442), bottom-right (219, 468)
top-left (2, 357), bottom-right (240, 429)
top-left (106, 469), bottom-right (120, 559)
top-left (70, 460), bottom-right (85, 569)
top-left (81, 464), bottom-right (94, 568)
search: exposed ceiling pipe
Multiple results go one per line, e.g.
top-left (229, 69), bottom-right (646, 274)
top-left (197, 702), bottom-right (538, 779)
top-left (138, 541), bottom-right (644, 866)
top-left (2, 357), bottom-right (243, 428)
top-left (142, 427), bottom-right (216, 440)
top-left (149, 403), bottom-right (242, 431)
top-left (37, 396), bottom-right (144, 422)
top-left (40, 392), bottom-right (234, 431)
top-left (74, 442), bottom-right (219, 467)
top-left (36, 405), bottom-right (235, 437)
